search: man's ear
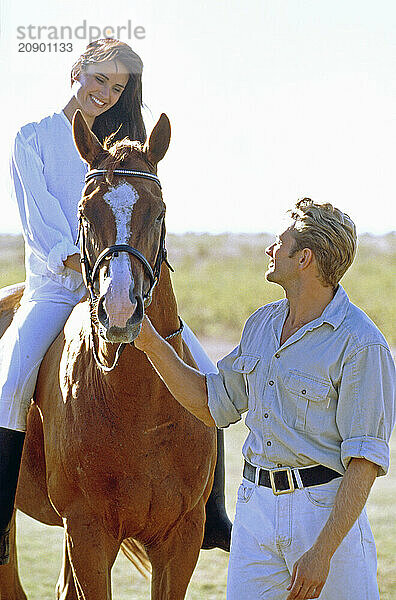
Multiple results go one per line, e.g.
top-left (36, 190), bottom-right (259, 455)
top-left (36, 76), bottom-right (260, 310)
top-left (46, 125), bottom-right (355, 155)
top-left (299, 248), bottom-right (314, 268)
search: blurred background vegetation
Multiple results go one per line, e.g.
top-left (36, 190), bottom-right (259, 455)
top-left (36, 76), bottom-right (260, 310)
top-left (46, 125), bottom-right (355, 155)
top-left (1, 232), bottom-right (395, 346)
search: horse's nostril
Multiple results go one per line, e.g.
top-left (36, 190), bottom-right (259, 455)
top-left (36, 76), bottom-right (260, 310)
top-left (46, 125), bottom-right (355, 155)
top-left (131, 295), bottom-right (144, 324)
top-left (97, 296), bottom-right (109, 327)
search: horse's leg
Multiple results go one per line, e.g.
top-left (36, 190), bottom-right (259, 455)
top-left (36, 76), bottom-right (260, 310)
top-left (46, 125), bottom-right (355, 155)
top-left (62, 507), bottom-right (120, 600)
top-left (0, 513), bottom-right (27, 600)
top-left (55, 532), bottom-right (79, 600)
top-left (147, 500), bottom-right (205, 600)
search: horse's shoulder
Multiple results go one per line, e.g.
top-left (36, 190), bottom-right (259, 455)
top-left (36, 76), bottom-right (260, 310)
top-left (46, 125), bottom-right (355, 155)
top-left (37, 301), bottom-right (91, 407)
top-left (40, 301), bottom-right (89, 378)
top-left (63, 300), bottom-right (90, 342)
top-left (60, 301), bottom-right (91, 379)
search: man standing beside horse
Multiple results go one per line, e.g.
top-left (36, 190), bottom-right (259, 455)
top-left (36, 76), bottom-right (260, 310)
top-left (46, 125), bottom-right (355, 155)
top-left (135, 198), bottom-right (395, 599)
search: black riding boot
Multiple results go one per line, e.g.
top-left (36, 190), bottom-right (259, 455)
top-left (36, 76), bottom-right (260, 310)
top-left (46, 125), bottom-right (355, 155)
top-left (202, 428), bottom-right (232, 551)
top-left (0, 427), bottom-right (25, 565)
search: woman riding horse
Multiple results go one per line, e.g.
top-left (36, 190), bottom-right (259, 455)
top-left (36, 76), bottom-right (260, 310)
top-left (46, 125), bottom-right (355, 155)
top-left (0, 38), bottom-right (230, 565)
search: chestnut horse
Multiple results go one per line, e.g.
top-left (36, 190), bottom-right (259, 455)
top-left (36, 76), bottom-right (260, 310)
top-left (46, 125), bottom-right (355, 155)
top-left (0, 112), bottom-right (216, 599)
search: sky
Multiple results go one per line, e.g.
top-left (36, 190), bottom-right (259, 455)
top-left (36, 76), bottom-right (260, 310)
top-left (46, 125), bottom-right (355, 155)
top-left (1, 0), bottom-right (395, 235)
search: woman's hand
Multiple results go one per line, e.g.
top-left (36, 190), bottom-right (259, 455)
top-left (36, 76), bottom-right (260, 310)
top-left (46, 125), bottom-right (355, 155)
top-left (63, 253), bottom-right (82, 273)
top-left (134, 316), bottom-right (159, 354)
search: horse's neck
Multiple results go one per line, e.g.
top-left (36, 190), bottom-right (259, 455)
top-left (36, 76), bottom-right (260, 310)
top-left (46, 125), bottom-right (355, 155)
top-left (146, 266), bottom-right (182, 348)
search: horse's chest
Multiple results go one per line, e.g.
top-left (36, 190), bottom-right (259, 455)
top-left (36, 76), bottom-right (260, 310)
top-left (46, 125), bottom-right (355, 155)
top-left (64, 426), bottom-right (203, 534)
top-left (50, 352), bottom-right (214, 530)
top-left (64, 412), bottom-right (203, 496)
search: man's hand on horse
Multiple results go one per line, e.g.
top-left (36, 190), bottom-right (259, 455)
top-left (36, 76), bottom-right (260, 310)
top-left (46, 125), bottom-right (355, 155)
top-left (134, 315), bottom-right (158, 353)
top-left (286, 545), bottom-right (330, 599)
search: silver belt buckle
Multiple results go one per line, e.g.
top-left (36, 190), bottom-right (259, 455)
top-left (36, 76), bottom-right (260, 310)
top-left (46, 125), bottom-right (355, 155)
top-left (269, 467), bottom-right (295, 495)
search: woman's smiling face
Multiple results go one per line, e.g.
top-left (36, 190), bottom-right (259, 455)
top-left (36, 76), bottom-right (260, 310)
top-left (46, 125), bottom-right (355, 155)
top-left (72, 59), bottom-right (129, 119)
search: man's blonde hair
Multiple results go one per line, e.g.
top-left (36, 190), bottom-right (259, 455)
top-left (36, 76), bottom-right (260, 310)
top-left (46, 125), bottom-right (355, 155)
top-left (288, 198), bottom-right (357, 287)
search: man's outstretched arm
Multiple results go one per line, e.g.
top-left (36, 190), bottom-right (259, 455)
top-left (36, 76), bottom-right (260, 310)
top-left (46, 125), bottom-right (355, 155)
top-left (134, 316), bottom-right (216, 427)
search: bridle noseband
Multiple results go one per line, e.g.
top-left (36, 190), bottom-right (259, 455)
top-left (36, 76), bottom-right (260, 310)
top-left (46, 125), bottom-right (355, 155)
top-left (78, 168), bottom-right (183, 372)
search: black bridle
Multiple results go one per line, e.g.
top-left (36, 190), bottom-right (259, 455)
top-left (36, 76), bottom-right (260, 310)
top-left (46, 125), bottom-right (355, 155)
top-left (79, 168), bottom-right (171, 308)
top-left (78, 168), bottom-right (183, 372)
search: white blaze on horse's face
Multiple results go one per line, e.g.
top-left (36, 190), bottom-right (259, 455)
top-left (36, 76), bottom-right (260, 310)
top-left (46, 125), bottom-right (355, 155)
top-left (102, 182), bottom-right (138, 330)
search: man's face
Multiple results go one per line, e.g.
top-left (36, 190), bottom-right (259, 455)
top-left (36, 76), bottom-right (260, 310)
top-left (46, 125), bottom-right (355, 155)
top-left (265, 227), bottom-right (300, 287)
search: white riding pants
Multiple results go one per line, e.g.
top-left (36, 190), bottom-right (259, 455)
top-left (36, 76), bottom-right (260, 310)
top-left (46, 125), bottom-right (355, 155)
top-left (0, 290), bottom-right (215, 432)
top-left (0, 297), bottom-right (78, 431)
top-left (227, 476), bottom-right (379, 600)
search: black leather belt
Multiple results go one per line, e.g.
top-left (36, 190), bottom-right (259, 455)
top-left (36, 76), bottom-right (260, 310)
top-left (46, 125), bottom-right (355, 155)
top-left (243, 460), bottom-right (341, 496)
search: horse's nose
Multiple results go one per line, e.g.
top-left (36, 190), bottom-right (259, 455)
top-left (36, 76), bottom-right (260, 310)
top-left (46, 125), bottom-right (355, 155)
top-left (102, 290), bottom-right (137, 329)
top-left (97, 254), bottom-right (138, 330)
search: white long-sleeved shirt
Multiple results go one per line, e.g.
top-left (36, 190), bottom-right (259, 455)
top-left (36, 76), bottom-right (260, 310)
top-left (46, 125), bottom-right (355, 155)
top-left (10, 111), bottom-right (86, 301)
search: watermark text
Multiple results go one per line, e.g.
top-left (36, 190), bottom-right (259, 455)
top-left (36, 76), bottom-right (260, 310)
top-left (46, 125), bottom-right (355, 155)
top-left (16, 20), bottom-right (146, 43)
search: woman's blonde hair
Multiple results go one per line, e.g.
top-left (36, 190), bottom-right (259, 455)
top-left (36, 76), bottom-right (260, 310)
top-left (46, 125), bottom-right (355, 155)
top-left (288, 198), bottom-right (357, 287)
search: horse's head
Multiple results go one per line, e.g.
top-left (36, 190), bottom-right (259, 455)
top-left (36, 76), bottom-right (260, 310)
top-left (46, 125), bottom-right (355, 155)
top-left (73, 110), bottom-right (171, 344)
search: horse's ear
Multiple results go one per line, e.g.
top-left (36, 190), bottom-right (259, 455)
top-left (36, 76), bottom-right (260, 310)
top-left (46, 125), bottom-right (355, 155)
top-left (72, 110), bottom-right (105, 167)
top-left (145, 113), bottom-right (171, 165)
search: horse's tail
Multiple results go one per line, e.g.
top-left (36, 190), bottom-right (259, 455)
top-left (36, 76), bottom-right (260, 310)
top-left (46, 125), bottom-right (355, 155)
top-left (121, 538), bottom-right (151, 577)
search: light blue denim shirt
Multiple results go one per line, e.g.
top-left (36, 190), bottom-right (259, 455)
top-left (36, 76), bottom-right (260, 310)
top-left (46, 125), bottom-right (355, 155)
top-left (206, 286), bottom-right (395, 476)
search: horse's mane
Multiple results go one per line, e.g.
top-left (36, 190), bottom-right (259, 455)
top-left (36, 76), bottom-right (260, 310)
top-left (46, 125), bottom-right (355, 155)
top-left (100, 135), bottom-right (147, 181)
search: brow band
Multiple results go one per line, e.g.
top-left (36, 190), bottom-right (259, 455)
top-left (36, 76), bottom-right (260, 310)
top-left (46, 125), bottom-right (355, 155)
top-left (85, 169), bottom-right (162, 189)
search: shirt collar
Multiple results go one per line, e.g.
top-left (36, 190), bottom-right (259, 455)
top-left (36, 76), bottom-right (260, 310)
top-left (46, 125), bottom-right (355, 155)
top-left (317, 284), bottom-right (350, 330)
top-left (59, 110), bottom-right (72, 131)
top-left (271, 285), bottom-right (350, 331)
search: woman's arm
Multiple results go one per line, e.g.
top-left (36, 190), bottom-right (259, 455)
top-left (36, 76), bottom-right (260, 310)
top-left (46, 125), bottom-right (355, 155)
top-left (134, 316), bottom-right (215, 426)
top-left (10, 126), bottom-right (81, 281)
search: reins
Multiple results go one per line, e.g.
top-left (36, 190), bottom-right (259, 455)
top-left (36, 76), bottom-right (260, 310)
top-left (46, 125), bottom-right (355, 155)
top-left (78, 168), bottom-right (183, 372)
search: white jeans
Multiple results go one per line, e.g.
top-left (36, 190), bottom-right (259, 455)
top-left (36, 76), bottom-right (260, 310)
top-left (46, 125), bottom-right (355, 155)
top-left (0, 290), bottom-right (215, 432)
top-left (227, 476), bottom-right (379, 600)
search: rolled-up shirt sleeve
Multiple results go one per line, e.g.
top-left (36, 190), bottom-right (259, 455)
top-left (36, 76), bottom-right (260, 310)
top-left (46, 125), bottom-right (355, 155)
top-left (336, 344), bottom-right (395, 476)
top-left (206, 345), bottom-right (249, 428)
top-left (10, 127), bottom-right (81, 277)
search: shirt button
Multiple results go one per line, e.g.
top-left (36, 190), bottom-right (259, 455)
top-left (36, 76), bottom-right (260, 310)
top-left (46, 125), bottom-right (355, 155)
top-left (275, 353), bottom-right (280, 359)
top-left (264, 413), bottom-right (269, 418)
top-left (269, 380), bottom-right (274, 386)
top-left (301, 389), bottom-right (307, 395)
top-left (267, 441), bottom-right (272, 446)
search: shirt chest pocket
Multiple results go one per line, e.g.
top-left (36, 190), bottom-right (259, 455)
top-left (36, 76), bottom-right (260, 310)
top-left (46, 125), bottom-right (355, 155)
top-left (232, 355), bottom-right (261, 410)
top-left (282, 370), bottom-right (332, 433)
